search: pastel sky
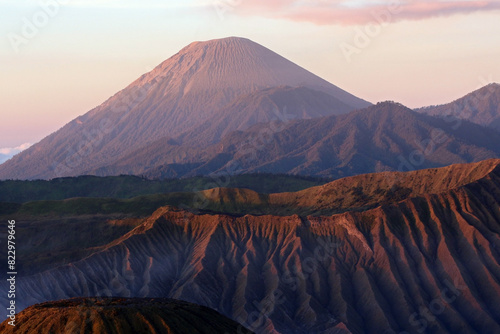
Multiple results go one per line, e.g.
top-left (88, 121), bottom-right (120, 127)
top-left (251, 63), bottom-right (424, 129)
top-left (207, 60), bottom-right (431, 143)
top-left (1, 0), bottom-right (500, 150)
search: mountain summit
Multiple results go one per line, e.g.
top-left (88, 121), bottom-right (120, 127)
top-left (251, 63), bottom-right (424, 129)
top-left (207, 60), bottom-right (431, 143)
top-left (0, 37), bottom-right (369, 180)
top-left (135, 37), bottom-right (370, 111)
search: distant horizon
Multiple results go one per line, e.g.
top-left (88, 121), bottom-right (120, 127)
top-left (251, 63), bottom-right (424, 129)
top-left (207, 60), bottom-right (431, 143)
top-left (1, 0), bottom-right (499, 150)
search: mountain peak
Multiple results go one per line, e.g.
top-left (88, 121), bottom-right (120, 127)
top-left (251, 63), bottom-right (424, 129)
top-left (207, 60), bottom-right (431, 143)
top-left (132, 37), bottom-right (372, 125)
top-left (0, 37), bottom-right (369, 180)
top-left (179, 36), bottom-right (254, 54)
top-left (189, 36), bottom-right (252, 45)
top-left (138, 36), bottom-right (370, 110)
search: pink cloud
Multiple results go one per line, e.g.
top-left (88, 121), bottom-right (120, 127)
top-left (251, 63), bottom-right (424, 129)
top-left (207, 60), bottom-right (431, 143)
top-left (223, 1), bottom-right (500, 25)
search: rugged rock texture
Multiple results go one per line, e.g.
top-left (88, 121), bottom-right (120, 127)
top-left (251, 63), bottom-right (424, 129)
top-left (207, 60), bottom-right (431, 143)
top-left (0, 37), bottom-right (368, 180)
top-left (2, 160), bottom-right (500, 333)
top-left (0, 298), bottom-right (254, 333)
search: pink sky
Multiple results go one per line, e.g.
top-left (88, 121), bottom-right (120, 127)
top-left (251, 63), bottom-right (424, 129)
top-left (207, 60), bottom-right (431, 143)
top-left (231, 0), bottom-right (500, 25)
top-left (1, 0), bottom-right (499, 151)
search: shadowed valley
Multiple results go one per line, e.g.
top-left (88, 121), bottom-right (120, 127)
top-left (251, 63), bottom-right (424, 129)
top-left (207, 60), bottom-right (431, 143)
top-left (2, 160), bottom-right (500, 333)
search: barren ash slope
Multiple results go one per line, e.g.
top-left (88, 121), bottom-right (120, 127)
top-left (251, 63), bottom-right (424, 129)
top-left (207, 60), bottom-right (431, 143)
top-left (0, 37), bottom-right (369, 180)
top-left (2, 159), bottom-right (500, 334)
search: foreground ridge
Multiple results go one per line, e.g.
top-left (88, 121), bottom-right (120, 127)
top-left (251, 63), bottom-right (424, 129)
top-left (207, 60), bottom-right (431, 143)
top-left (0, 297), bottom-right (255, 334)
top-left (1, 160), bottom-right (500, 333)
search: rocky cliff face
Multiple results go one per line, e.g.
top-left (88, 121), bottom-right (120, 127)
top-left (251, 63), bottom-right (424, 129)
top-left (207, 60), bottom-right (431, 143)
top-left (2, 160), bottom-right (500, 333)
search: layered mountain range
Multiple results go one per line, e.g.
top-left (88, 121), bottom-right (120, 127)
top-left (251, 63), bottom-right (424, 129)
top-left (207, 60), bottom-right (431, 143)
top-left (122, 101), bottom-right (500, 179)
top-left (0, 37), bottom-right (368, 180)
top-left (2, 159), bottom-right (500, 334)
top-left (2, 37), bottom-right (499, 180)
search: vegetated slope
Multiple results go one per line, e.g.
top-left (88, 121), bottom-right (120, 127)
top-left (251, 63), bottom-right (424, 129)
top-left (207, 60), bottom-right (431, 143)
top-left (129, 102), bottom-right (500, 179)
top-left (4, 162), bottom-right (495, 279)
top-left (0, 173), bottom-right (331, 203)
top-left (7, 161), bottom-right (497, 220)
top-left (418, 83), bottom-right (500, 131)
top-left (0, 298), bottom-right (254, 334)
top-left (3, 160), bottom-right (500, 334)
top-left (0, 37), bottom-right (368, 180)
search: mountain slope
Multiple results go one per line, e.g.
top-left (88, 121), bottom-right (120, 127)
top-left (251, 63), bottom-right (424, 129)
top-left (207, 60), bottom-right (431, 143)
top-left (112, 102), bottom-right (500, 178)
top-left (2, 160), bottom-right (500, 334)
top-left (0, 37), bottom-right (369, 180)
top-left (418, 83), bottom-right (500, 130)
top-left (0, 298), bottom-right (254, 334)
top-left (0, 173), bottom-right (331, 203)
top-left (176, 85), bottom-right (356, 146)
top-left (209, 102), bottom-right (500, 177)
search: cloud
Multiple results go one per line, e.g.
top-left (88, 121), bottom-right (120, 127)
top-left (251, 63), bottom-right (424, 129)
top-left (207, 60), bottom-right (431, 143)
top-left (0, 143), bottom-right (31, 164)
top-left (65, 0), bottom-right (201, 9)
top-left (1, 0), bottom-right (209, 9)
top-left (216, 0), bottom-right (500, 25)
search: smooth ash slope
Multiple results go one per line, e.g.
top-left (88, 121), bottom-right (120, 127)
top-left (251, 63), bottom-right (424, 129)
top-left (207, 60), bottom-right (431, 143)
top-left (0, 37), bottom-right (368, 180)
